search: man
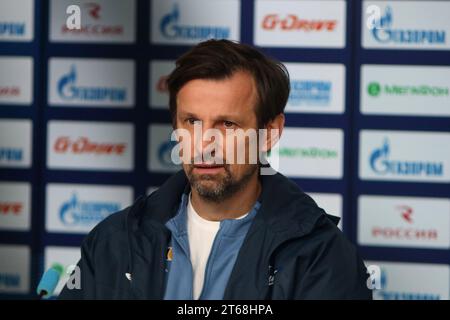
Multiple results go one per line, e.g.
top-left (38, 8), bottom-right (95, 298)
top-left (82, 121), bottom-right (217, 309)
top-left (59, 39), bottom-right (372, 300)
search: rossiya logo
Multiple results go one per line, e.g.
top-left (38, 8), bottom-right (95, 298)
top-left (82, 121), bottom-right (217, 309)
top-left (159, 4), bottom-right (230, 40)
top-left (371, 205), bottom-right (438, 241)
top-left (63, 2), bottom-right (124, 36)
top-left (370, 6), bottom-right (446, 45)
top-left (369, 138), bottom-right (443, 177)
top-left (59, 193), bottom-right (120, 227)
top-left (367, 81), bottom-right (448, 97)
top-left (57, 65), bottom-right (127, 102)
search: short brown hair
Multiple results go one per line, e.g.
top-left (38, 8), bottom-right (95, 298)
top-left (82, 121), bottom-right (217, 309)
top-left (167, 39), bottom-right (290, 128)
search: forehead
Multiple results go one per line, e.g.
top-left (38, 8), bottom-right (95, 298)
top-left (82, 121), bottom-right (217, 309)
top-left (176, 71), bottom-right (258, 120)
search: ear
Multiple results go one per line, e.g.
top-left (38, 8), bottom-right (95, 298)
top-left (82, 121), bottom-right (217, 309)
top-left (261, 113), bottom-right (284, 153)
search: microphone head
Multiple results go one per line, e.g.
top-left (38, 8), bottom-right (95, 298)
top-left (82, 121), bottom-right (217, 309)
top-left (36, 263), bottom-right (64, 299)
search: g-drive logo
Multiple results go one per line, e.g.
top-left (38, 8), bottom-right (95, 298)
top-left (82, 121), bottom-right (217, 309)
top-left (57, 65), bottom-right (126, 102)
top-left (59, 193), bottom-right (120, 227)
top-left (160, 4), bottom-right (230, 40)
top-left (371, 6), bottom-right (446, 45)
top-left (369, 139), bottom-right (443, 178)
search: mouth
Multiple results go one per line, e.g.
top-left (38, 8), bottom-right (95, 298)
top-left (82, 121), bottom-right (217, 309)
top-left (193, 163), bottom-right (225, 174)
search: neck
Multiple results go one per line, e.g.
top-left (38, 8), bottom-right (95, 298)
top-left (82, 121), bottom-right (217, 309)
top-left (190, 173), bottom-right (261, 221)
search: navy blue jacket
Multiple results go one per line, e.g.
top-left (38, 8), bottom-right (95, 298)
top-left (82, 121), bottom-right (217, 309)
top-left (59, 170), bottom-right (372, 300)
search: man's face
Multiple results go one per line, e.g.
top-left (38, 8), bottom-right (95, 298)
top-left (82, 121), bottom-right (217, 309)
top-left (175, 71), bottom-right (260, 202)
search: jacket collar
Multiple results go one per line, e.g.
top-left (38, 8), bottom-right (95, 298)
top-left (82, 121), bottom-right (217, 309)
top-left (137, 169), bottom-right (337, 237)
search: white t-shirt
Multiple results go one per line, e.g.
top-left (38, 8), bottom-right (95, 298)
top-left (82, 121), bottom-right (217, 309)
top-left (187, 193), bottom-right (248, 299)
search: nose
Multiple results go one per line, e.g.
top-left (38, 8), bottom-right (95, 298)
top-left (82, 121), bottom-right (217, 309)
top-left (192, 121), bottom-right (223, 163)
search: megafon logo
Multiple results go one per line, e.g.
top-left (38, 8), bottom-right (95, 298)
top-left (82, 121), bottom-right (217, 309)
top-left (62, 2), bottom-right (124, 36)
top-left (369, 139), bottom-right (443, 177)
top-left (289, 80), bottom-right (331, 106)
top-left (54, 136), bottom-right (127, 155)
top-left (160, 4), bottom-right (230, 40)
top-left (57, 65), bottom-right (127, 102)
top-left (372, 205), bottom-right (438, 241)
top-left (0, 202), bottom-right (22, 215)
top-left (368, 81), bottom-right (449, 98)
top-left (59, 193), bottom-right (119, 226)
top-left (371, 6), bottom-right (446, 45)
top-left (375, 268), bottom-right (440, 300)
top-left (262, 14), bottom-right (337, 32)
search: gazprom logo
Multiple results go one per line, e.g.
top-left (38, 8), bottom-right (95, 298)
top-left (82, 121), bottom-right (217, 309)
top-left (158, 139), bottom-right (179, 169)
top-left (374, 268), bottom-right (440, 300)
top-left (288, 80), bottom-right (331, 106)
top-left (59, 193), bottom-right (120, 227)
top-left (0, 22), bottom-right (25, 36)
top-left (57, 65), bottom-right (127, 102)
top-left (0, 148), bottom-right (23, 162)
top-left (371, 6), bottom-right (446, 45)
top-left (369, 139), bottom-right (443, 177)
top-left (159, 4), bottom-right (230, 40)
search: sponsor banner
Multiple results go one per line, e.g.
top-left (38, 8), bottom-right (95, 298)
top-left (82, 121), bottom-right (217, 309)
top-left (268, 128), bottom-right (344, 179)
top-left (0, 0), bottom-right (34, 42)
top-left (358, 195), bottom-right (450, 249)
top-left (49, 0), bottom-right (136, 43)
top-left (47, 120), bottom-right (134, 171)
top-left (0, 57), bottom-right (33, 105)
top-left (149, 60), bottom-right (175, 109)
top-left (0, 245), bottom-right (30, 294)
top-left (0, 119), bottom-right (32, 168)
top-left (308, 192), bottom-right (343, 229)
top-left (44, 246), bottom-right (81, 296)
top-left (361, 65), bottom-right (450, 117)
top-left (46, 183), bottom-right (133, 234)
top-left (0, 182), bottom-right (31, 231)
top-left (285, 63), bottom-right (345, 114)
top-left (254, 0), bottom-right (346, 48)
top-left (151, 0), bottom-right (240, 45)
top-left (359, 130), bottom-right (450, 183)
top-left (148, 124), bottom-right (180, 173)
top-left (362, 1), bottom-right (450, 50)
top-left (48, 58), bottom-right (135, 108)
top-left (366, 261), bottom-right (450, 300)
